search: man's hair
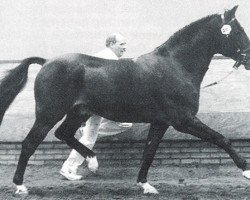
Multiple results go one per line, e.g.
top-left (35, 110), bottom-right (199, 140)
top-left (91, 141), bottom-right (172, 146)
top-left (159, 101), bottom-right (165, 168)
top-left (105, 34), bottom-right (117, 47)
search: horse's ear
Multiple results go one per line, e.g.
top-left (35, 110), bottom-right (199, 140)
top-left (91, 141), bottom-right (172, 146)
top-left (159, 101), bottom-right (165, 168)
top-left (223, 5), bottom-right (238, 22)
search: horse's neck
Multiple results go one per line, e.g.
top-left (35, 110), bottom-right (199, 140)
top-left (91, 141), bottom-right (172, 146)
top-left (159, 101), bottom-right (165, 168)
top-left (176, 41), bottom-right (215, 86)
top-left (158, 31), bottom-right (216, 86)
top-left (156, 15), bottom-right (222, 86)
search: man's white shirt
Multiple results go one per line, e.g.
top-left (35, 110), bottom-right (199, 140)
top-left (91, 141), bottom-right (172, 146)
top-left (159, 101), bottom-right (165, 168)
top-left (92, 48), bottom-right (132, 133)
top-left (93, 48), bottom-right (118, 60)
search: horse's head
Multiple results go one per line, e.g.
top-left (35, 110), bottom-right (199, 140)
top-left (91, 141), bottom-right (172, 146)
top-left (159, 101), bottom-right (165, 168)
top-left (216, 5), bottom-right (250, 70)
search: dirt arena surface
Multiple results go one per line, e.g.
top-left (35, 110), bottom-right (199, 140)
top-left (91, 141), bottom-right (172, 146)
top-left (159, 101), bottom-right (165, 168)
top-left (1, 164), bottom-right (250, 200)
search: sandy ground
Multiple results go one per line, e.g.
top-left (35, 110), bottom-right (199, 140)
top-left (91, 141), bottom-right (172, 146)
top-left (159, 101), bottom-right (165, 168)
top-left (1, 164), bottom-right (250, 200)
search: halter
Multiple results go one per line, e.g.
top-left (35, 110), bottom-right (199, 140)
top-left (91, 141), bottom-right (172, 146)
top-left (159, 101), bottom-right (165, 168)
top-left (203, 14), bottom-right (250, 89)
top-left (233, 47), bottom-right (250, 69)
top-left (221, 14), bottom-right (250, 68)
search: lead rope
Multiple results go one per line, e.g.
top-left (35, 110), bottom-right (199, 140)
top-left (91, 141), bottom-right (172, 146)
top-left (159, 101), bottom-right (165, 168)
top-left (202, 67), bottom-right (237, 89)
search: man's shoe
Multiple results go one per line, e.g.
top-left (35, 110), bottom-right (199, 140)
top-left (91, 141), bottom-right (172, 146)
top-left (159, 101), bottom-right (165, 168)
top-left (60, 170), bottom-right (82, 181)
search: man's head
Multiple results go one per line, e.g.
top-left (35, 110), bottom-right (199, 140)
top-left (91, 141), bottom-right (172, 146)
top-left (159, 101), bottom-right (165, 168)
top-left (106, 33), bottom-right (127, 58)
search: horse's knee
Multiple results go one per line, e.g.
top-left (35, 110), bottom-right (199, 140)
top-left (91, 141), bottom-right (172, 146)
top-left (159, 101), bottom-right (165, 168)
top-left (55, 122), bottom-right (78, 141)
top-left (54, 120), bottom-right (71, 140)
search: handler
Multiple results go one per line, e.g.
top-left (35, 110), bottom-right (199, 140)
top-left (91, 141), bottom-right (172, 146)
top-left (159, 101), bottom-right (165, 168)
top-left (60, 33), bottom-right (133, 181)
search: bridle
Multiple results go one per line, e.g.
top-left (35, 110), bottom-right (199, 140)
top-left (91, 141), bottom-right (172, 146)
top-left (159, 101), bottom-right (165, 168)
top-left (203, 15), bottom-right (250, 89)
top-left (233, 47), bottom-right (250, 69)
top-left (221, 14), bottom-right (250, 69)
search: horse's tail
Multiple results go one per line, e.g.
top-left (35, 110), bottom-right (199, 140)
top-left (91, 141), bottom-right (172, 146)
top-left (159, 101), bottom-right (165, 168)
top-left (0, 57), bottom-right (46, 125)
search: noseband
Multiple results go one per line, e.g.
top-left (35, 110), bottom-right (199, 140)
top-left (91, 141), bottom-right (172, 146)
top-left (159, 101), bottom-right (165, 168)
top-left (233, 47), bottom-right (250, 69)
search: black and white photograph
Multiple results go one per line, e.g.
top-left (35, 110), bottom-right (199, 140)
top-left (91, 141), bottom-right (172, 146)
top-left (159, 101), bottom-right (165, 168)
top-left (0, 0), bottom-right (250, 199)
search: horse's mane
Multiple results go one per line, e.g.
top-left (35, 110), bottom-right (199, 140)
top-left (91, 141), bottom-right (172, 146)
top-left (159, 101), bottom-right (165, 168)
top-left (155, 14), bottom-right (219, 53)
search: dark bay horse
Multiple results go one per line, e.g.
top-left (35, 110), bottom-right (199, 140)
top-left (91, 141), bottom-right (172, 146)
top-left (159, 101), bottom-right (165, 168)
top-left (1, 6), bottom-right (250, 195)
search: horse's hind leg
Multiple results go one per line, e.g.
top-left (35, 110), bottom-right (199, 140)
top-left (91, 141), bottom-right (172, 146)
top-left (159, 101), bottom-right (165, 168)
top-left (54, 109), bottom-right (98, 172)
top-left (174, 116), bottom-right (249, 174)
top-left (13, 118), bottom-right (58, 194)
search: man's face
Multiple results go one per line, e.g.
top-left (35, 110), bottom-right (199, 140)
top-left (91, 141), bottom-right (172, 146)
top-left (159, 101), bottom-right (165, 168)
top-left (110, 36), bottom-right (127, 58)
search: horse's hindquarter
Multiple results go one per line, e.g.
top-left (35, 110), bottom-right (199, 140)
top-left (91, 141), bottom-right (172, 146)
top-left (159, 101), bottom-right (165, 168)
top-left (34, 54), bottom-right (88, 117)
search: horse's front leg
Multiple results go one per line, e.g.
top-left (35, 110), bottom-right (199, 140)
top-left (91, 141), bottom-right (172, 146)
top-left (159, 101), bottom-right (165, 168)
top-left (174, 116), bottom-right (250, 176)
top-left (137, 123), bottom-right (169, 194)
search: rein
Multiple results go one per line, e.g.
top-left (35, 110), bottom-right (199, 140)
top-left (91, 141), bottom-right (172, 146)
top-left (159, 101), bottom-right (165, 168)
top-left (202, 66), bottom-right (237, 89)
top-left (202, 47), bottom-right (250, 89)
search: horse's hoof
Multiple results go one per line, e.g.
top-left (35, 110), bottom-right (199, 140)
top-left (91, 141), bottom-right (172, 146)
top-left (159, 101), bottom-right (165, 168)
top-left (138, 182), bottom-right (159, 194)
top-left (243, 170), bottom-right (250, 179)
top-left (86, 156), bottom-right (98, 173)
top-left (15, 185), bottom-right (28, 195)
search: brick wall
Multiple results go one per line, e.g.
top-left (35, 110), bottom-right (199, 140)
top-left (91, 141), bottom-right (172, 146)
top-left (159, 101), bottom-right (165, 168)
top-left (1, 139), bottom-right (250, 166)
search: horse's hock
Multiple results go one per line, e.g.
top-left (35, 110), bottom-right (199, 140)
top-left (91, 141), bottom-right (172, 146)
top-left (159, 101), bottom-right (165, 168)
top-left (0, 58), bottom-right (250, 166)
